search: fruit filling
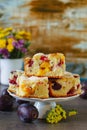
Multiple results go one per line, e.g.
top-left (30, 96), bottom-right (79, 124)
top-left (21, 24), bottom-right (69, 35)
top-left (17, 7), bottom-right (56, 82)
top-left (67, 87), bottom-right (75, 95)
top-left (77, 84), bottom-right (80, 89)
top-left (9, 75), bottom-right (18, 85)
top-left (58, 59), bottom-right (64, 66)
top-left (28, 59), bottom-right (33, 67)
top-left (40, 55), bottom-right (49, 61)
top-left (52, 81), bottom-right (62, 90)
top-left (73, 75), bottom-right (79, 78)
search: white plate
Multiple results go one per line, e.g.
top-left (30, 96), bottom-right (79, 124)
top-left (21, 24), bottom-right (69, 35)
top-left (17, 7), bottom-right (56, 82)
top-left (8, 90), bottom-right (81, 103)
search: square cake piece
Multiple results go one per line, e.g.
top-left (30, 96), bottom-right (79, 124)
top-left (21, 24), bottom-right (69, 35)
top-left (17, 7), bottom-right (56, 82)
top-left (8, 70), bottom-right (24, 94)
top-left (16, 75), bottom-right (49, 98)
top-left (49, 72), bottom-right (82, 97)
top-left (24, 53), bottom-right (65, 78)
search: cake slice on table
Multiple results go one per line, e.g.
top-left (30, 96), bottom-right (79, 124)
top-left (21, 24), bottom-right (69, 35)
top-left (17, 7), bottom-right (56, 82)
top-left (49, 72), bottom-right (82, 97)
top-left (8, 70), bottom-right (24, 94)
top-left (16, 75), bottom-right (49, 98)
top-left (24, 53), bottom-right (65, 78)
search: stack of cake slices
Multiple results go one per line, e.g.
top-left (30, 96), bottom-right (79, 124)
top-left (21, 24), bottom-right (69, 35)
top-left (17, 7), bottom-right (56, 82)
top-left (8, 53), bottom-right (82, 98)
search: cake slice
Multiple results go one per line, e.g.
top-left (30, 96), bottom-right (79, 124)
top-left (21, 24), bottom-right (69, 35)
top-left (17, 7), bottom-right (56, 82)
top-left (8, 70), bottom-right (24, 94)
top-left (49, 72), bottom-right (82, 97)
top-left (24, 53), bottom-right (65, 78)
top-left (16, 75), bottom-right (49, 98)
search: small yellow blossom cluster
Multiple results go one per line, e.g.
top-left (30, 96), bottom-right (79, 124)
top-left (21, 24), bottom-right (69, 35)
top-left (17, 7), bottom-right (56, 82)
top-left (0, 27), bottom-right (14, 52)
top-left (46, 105), bottom-right (77, 124)
top-left (0, 27), bottom-right (31, 58)
top-left (15, 30), bottom-right (31, 41)
top-left (68, 110), bottom-right (77, 117)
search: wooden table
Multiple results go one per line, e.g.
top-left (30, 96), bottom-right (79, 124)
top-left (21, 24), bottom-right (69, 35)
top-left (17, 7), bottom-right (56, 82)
top-left (0, 84), bottom-right (87, 130)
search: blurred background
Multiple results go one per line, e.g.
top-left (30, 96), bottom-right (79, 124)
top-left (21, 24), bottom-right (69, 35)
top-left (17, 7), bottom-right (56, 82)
top-left (0, 0), bottom-right (87, 78)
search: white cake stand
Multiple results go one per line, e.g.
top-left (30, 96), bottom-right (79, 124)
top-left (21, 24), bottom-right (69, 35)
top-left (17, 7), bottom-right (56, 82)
top-left (8, 91), bottom-right (80, 119)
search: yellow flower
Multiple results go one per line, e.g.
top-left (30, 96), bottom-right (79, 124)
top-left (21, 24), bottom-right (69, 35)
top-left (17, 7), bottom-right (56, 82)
top-left (0, 39), bottom-right (6, 48)
top-left (0, 32), bottom-right (10, 38)
top-left (68, 110), bottom-right (77, 117)
top-left (15, 34), bottom-right (23, 39)
top-left (17, 31), bottom-right (26, 35)
top-left (25, 32), bottom-right (31, 40)
top-left (46, 105), bottom-right (66, 124)
top-left (16, 30), bottom-right (31, 40)
top-left (0, 27), bottom-right (3, 31)
top-left (2, 27), bottom-right (13, 33)
top-left (23, 31), bottom-right (31, 40)
top-left (0, 27), bottom-right (12, 38)
top-left (0, 33), bottom-right (5, 38)
top-left (7, 38), bottom-right (14, 52)
top-left (4, 32), bottom-right (10, 37)
top-left (7, 43), bottom-right (14, 52)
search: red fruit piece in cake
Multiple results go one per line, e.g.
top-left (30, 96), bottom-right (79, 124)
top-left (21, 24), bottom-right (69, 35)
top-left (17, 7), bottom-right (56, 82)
top-left (9, 75), bottom-right (18, 85)
top-left (40, 55), bottom-right (49, 61)
top-left (52, 81), bottom-right (62, 90)
top-left (28, 59), bottom-right (34, 67)
top-left (49, 72), bottom-right (82, 97)
top-left (67, 87), bottom-right (75, 95)
top-left (8, 70), bottom-right (24, 94)
top-left (58, 59), bottom-right (64, 66)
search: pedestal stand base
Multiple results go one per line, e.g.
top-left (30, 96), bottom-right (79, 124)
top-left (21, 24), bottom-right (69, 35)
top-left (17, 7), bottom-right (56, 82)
top-left (34, 101), bottom-right (56, 119)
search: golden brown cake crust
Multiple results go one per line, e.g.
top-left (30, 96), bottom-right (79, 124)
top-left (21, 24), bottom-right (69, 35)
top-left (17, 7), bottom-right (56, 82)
top-left (49, 86), bottom-right (81, 98)
top-left (16, 75), bottom-right (49, 99)
top-left (24, 53), bottom-right (65, 77)
top-left (48, 72), bottom-right (82, 97)
top-left (24, 72), bottom-right (63, 79)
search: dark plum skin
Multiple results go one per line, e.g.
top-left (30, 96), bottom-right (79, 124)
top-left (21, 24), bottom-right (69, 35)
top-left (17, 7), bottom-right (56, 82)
top-left (17, 103), bottom-right (39, 123)
top-left (16, 99), bottom-right (30, 106)
top-left (52, 81), bottom-right (62, 90)
top-left (1, 88), bottom-right (10, 96)
top-left (0, 95), bottom-right (13, 111)
top-left (80, 87), bottom-right (87, 99)
top-left (80, 81), bottom-right (87, 99)
top-left (0, 88), bottom-right (13, 100)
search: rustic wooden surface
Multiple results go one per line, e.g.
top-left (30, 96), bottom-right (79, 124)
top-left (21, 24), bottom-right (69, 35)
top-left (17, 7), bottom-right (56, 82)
top-left (0, 84), bottom-right (87, 130)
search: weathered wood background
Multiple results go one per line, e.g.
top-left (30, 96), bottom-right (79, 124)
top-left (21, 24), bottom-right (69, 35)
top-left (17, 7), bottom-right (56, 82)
top-left (0, 0), bottom-right (87, 77)
top-left (0, 0), bottom-right (87, 59)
